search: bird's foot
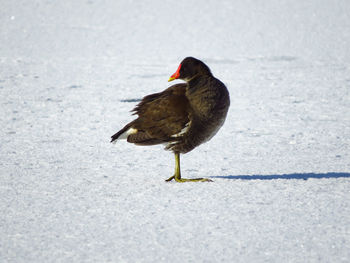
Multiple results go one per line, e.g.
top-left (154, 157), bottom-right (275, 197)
top-left (165, 175), bottom-right (175, 182)
top-left (165, 175), bottom-right (213, 182)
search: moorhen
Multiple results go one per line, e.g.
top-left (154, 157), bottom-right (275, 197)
top-left (111, 57), bottom-right (230, 182)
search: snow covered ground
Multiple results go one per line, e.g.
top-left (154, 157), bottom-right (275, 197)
top-left (1, 0), bottom-right (350, 262)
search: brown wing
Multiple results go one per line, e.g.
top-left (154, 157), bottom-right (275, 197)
top-left (129, 83), bottom-right (190, 144)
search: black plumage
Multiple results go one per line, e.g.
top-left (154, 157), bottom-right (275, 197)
top-left (111, 57), bottom-right (230, 182)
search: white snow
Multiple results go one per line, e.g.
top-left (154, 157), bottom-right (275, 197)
top-left (1, 0), bottom-right (350, 262)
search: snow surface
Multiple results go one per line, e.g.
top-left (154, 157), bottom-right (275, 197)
top-left (1, 0), bottom-right (350, 262)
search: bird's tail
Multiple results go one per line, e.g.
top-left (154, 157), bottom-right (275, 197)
top-left (111, 123), bottom-right (135, 143)
top-left (111, 122), bottom-right (164, 146)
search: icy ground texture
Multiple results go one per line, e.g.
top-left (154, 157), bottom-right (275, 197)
top-left (1, 0), bottom-right (350, 262)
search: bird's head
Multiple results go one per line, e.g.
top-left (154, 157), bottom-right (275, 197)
top-left (168, 57), bottom-right (212, 82)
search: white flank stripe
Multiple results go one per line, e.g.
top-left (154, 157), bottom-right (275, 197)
top-left (171, 122), bottom-right (190, 138)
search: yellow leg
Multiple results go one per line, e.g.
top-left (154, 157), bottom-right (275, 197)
top-left (165, 153), bottom-right (213, 182)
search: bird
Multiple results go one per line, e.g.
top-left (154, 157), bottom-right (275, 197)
top-left (111, 57), bottom-right (230, 182)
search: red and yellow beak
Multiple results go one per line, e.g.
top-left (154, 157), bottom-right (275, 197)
top-left (168, 64), bottom-right (181, 82)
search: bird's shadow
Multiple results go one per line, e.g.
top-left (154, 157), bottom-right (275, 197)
top-left (211, 172), bottom-right (350, 180)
